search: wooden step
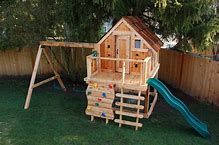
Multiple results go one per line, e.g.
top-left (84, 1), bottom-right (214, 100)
top-left (114, 119), bottom-right (142, 127)
top-left (86, 89), bottom-right (115, 99)
top-left (87, 85), bottom-right (114, 94)
top-left (87, 96), bottom-right (113, 104)
top-left (116, 93), bottom-right (145, 100)
top-left (115, 102), bottom-right (144, 109)
top-left (86, 110), bottom-right (114, 120)
top-left (88, 100), bottom-right (112, 109)
top-left (115, 111), bottom-right (143, 118)
top-left (86, 106), bottom-right (114, 115)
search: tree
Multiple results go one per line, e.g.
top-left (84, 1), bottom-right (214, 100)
top-left (0, 0), bottom-right (111, 50)
top-left (0, 0), bottom-right (112, 82)
top-left (110, 0), bottom-right (219, 52)
top-left (0, 0), bottom-right (60, 50)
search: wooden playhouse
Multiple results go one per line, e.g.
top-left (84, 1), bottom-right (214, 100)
top-left (84, 16), bottom-right (163, 130)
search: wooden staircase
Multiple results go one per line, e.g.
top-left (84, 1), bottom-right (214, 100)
top-left (114, 88), bottom-right (145, 130)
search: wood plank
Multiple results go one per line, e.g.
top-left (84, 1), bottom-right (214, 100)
top-left (112, 31), bottom-right (133, 36)
top-left (115, 111), bottom-right (143, 118)
top-left (86, 110), bottom-right (114, 120)
top-left (42, 48), bottom-right (66, 91)
top-left (115, 102), bottom-right (144, 109)
top-left (33, 75), bottom-right (58, 88)
top-left (24, 45), bottom-right (43, 109)
top-left (85, 77), bottom-right (148, 91)
top-left (88, 56), bottom-right (145, 63)
top-left (40, 41), bottom-right (96, 49)
top-left (114, 119), bottom-right (142, 127)
top-left (119, 88), bottom-right (124, 127)
top-left (86, 106), bottom-right (114, 115)
top-left (87, 56), bottom-right (92, 78)
top-left (135, 91), bottom-right (142, 130)
top-left (146, 92), bottom-right (158, 118)
top-left (87, 96), bottom-right (113, 104)
top-left (88, 100), bottom-right (112, 109)
top-left (87, 85), bottom-right (115, 95)
top-left (116, 93), bottom-right (145, 100)
top-left (86, 89), bottom-right (115, 99)
top-left (122, 61), bottom-right (126, 84)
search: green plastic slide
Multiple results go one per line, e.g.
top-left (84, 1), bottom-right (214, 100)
top-left (147, 78), bottom-right (210, 138)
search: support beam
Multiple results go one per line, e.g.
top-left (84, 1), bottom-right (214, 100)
top-left (40, 41), bottom-right (97, 49)
top-left (33, 76), bottom-right (58, 88)
top-left (24, 46), bottom-right (66, 109)
top-left (122, 61), bottom-right (126, 84)
top-left (144, 87), bottom-right (150, 116)
top-left (42, 48), bottom-right (66, 91)
top-left (24, 45), bottom-right (43, 109)
top-left (147, 92), bottom-right (158, 118)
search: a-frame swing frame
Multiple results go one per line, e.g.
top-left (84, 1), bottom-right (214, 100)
top-left (24, 41), bottom-right (96, 109)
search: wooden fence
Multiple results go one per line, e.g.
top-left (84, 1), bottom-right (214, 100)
top-left (0, 48), bottom-right (61, 76)
top-left (0, 48), bottom-right (218, 106)
top-left (159, 49), bottom-right (219, 106)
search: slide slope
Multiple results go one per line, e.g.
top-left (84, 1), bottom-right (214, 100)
top-left (147, 78), bottom-right (210, 138)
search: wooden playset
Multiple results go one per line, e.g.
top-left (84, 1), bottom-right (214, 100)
top-left (24, 16), bottom-right (163, 130)
top-left (24, 16), bottom-right (209, 137)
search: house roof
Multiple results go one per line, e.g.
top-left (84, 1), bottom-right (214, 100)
top-left (98, 16), bottom-right (163, 52)
top-left (123, 16), bottom-right (163, 51)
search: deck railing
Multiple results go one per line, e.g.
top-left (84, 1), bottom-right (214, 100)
top-left (86, 54), bottom-right (156, 86)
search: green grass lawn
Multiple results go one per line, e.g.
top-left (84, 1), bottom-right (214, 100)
top-left (0, 78), bottom-right (218, 145)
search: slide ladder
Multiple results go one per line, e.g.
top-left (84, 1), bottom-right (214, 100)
top-left (114, 88), bottom-right (145, 130)
top-left (147, 78), bottom-right (210, 138)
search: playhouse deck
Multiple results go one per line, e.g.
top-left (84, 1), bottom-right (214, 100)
top-left (84, 71), bottom-right (148, 90)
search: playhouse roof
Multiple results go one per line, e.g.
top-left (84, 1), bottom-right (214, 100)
top-left (98, 16), bottom-right (163, 51)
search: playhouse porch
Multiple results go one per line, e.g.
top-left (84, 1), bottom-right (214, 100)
top-left (84, 54), bottom-right (160, 90)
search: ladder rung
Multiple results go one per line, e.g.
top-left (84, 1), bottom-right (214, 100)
top-left (116, 93), bottom-right (145, 100)
top-left (115, 111), bottom-right (143, 118)
top-left (114, 119), bottom-right (142, 127)
top-left (115, 102), bottom-right (144, 109)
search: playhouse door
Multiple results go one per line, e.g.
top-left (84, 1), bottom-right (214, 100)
top-left (116, 36), bottom-right (130, 73)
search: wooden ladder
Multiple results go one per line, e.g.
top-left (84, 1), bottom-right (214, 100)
top-left (114, 88), bottom-right (145, 130)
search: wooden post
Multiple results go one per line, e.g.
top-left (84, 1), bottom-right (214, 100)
top-left (43, 48), bottom-right (66, 91)
top-left (148, 58), bottom-right (152, 77)
top-left (91, 116), bottom-right (94, 121)
top-left (119, 88), bottom-right (124, 127)
top-left (87, 56), bottom-right (92, 79)
top-left (106, 118), bottom-right (109, 124)
top-left (140, 62), bottom-right (146, 85)
top-left (122, 61), bottom-right (126, 84)
top-left (144, 58), bottom-right (149, 83)
top-left (135, 91), bottom-right (141, 131)
top-left (144, 87), bottom-right (150, 116)
top-left (24, 45), bottom-right (43, 109)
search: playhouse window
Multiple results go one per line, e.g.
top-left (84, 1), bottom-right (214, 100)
top-left (135, 40), bottom-right (141, 48)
